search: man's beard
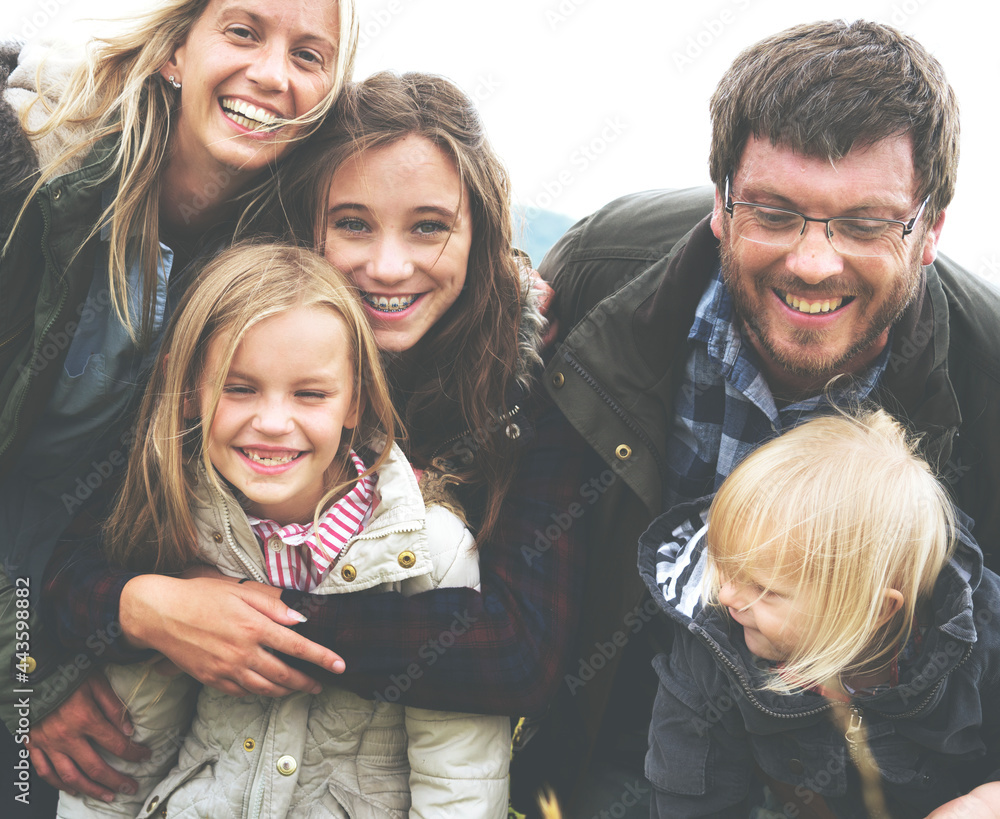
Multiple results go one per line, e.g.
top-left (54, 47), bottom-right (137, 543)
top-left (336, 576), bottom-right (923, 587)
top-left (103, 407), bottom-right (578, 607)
top-left (718, 238), bottom-right (922, 380)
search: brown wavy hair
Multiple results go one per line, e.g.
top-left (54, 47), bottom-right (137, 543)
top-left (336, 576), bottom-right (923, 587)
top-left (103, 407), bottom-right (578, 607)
top-left (271, 71), bottom-right (531, 542)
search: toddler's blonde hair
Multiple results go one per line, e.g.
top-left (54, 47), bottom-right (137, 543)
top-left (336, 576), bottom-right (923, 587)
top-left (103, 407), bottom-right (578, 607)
top-left (705, 408), bottom-right (955, 691)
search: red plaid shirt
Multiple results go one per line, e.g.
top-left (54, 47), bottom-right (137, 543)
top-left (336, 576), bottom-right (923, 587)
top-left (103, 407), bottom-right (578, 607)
top-left (42, 389), bottom-right (591, 717)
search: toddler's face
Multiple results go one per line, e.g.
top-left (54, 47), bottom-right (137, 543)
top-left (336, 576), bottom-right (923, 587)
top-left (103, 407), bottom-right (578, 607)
top-left (197, 304), bottom-right (359, 525)
top-left (717, 560), bottom-right (814, 662)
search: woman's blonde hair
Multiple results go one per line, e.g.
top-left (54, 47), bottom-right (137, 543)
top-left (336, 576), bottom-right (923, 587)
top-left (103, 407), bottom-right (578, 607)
top-left (272, 71), bottom-right (531, 543)
top-left (11, 0), bottom-right (357, 344)
top-left (704, 408), bottom-right (956, 692)
top-left (105, 242), bottom-right (396, 572)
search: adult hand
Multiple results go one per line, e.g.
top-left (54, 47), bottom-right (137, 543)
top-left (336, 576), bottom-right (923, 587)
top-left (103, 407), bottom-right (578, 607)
top-left (923, 783), bottom-right (1000, 818)
top-left (28, 670), bottom-right (148, 802)
top-left (119, 574), bottom-right (345, 698)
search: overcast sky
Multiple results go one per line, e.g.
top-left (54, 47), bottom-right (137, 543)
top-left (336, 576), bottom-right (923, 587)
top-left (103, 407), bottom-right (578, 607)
top-left (4, 0), bottom-right (998, 281)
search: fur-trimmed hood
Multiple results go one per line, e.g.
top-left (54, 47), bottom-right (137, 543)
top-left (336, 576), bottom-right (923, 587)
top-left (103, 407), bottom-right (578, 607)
top-left (1, 36), bottom-right (91, 180)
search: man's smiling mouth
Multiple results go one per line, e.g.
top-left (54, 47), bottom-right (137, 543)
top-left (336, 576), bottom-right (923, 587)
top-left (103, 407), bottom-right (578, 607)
top-left (777, 290), bottom-right (855, 314)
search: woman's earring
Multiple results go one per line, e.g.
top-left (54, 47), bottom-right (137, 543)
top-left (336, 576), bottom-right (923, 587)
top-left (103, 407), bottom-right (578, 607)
top-left (168, 75), bottom-right (182, 90)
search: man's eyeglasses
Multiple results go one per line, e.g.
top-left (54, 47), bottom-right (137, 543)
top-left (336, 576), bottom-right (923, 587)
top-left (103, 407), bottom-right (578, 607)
top-left (724, 177), bottom-right (929, 259)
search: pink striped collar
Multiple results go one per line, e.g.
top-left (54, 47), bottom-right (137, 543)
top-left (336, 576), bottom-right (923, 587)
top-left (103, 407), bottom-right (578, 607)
top-left (247, 450), bottom-right (376, 591)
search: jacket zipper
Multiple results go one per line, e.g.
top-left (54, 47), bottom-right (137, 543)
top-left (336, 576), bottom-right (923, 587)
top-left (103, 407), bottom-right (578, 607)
top-left (430, 403), bottom-right (522, 461)
top-left (697, 625), bottom-right (973, 724)
top-left (562, 350), bottom-right (667, 477)
top-left (206, 473), bottom-right (268, 583)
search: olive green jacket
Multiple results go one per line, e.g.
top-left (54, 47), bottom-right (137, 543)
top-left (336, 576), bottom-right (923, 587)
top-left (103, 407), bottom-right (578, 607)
top-left (519, 186), bottom-right (1000, 812)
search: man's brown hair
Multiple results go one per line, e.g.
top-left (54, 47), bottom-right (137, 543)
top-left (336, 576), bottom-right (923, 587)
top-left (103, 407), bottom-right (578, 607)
top-left (709, 20), bottom-right (959, 221)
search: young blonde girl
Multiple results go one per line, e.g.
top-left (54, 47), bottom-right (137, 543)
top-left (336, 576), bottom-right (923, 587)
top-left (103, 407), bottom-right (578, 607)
top-left (58, 243), bottom-right (509, 818)
top-left (640, 409), bottom-right (1000, 819)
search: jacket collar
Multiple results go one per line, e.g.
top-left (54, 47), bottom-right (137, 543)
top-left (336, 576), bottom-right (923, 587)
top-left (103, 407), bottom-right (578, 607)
top-left (639, 500), bottom-right (984, 717)
top-left (631, 217), bottom-right (961, 470)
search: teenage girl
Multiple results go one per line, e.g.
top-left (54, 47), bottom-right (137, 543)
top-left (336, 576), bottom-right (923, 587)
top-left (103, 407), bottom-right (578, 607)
top-left (640, 410), bottom-right (1000, 818)
top-left (43, 70), bottom-right (586, 811)
top-left (58, 242), bottom-right (509, 818)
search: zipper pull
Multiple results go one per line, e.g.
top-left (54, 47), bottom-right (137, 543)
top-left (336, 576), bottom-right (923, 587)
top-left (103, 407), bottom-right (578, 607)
top-left (844, 704), bottom-right (865, 748)
top-left (835, 703), bottom-right (892, 818)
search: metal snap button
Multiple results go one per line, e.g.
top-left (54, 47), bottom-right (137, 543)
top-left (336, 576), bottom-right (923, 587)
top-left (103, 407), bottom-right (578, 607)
top-left (212, 532), bottom-right (223, 543)
top-left (615, 444), bottom-right (632, 460)
top-left (19, 656), bottom-right (36, 674)
top-left (276, 754), bottom-right (297, 775)
top-left (341, 564), bottom-right (357, 582)
top-left (398, 551), bottom-right (416, 569)
top-left (243, 738), bottom-right (255, 752)
top-left (505, 423), bottom-right (521, 439)
top-left (551, 372), bottom-right (565, 388)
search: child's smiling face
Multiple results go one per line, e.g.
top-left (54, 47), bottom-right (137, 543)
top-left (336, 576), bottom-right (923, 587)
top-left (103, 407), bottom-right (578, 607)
top-left (198, 303), bottom-right (359, 525)
top-left (716, 558), bottom-right (815, 663)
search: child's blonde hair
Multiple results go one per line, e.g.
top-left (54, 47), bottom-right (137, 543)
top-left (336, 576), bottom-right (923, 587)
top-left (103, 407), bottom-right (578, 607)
top-left (106, 242), bottom-right (397, 572)
top-left (705, 408), bottom-right (956, 692)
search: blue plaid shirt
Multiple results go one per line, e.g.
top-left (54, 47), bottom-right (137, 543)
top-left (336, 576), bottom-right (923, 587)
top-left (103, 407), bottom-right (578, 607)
top-left (665, 265), bottom-right (891, 509)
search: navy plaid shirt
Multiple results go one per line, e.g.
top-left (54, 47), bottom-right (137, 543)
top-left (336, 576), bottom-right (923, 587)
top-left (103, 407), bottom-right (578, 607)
top-left (665, 265), bottom-right (891, 509)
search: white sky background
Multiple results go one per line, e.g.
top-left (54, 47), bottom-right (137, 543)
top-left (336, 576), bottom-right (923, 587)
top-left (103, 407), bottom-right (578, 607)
top-left (4, 0), bottom-right (998, 281)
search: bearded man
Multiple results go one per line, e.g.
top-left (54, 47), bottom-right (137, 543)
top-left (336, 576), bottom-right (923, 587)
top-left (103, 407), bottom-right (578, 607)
top-left (510, 18), bottom-right (1000, 818)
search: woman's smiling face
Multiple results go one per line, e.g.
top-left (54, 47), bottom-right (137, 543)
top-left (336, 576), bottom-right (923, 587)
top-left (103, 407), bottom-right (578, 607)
top-left (164, 0), bottom-right (341, 180)
top-left (323, 134), bottom-right (472, 353)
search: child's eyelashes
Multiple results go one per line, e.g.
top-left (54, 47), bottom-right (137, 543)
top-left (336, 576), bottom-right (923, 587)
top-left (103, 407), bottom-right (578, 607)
top-left (222, 384), bottom-right (254, 395)
top-left (332, 217), bottom-right (452, 237)
top-left (414, 220), bottom-right (451, 236)
top-left (334, 217), bottom-right (369, 234)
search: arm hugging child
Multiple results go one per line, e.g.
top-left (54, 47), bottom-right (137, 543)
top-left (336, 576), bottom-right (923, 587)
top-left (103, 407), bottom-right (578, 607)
top-left (58, 243), bottom-right (509, 818)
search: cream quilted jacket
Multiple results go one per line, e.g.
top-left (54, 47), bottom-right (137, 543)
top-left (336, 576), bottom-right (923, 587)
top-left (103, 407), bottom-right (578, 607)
top-left (57, 443), bottom-right (510, 818)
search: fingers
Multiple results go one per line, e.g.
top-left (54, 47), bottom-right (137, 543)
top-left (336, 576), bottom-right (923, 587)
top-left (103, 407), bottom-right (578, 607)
top-left (237, 584), bottom-right (346, 676)
top-left (27, 673), bottom-right (148, 800)
top-left (29, 744), bottom-right (78, 799)
top-left (29, 736), bottom-right (138, 803)
top-left (87, 671), bottom-right (133, 740)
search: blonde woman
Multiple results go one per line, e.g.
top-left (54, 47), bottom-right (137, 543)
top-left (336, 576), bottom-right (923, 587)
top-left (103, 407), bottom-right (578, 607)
top-left (641, 410), bottom-right (1000, 818)
top-left (0, 0), bottom-right (357, 805)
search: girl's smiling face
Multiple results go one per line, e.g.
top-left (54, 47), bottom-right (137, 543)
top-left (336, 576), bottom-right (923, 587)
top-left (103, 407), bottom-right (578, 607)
top-left (323, 134), bottom-right (472, 352)
top-left (198, 304), bottom-right (359, 525)
top-left (164, 0), bottom-right (341, 180)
